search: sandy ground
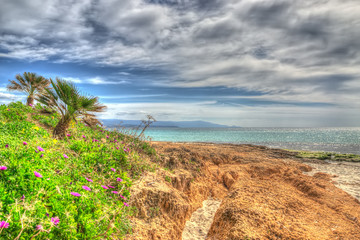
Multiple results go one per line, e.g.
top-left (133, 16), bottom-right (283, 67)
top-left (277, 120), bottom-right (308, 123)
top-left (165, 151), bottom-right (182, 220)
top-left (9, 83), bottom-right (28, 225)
top-left (182, 198), bottom-right (221, 240)
top-left (127, 142), bottom-right (360, 240)
top-left (305, 160), bottom-right (360, 200)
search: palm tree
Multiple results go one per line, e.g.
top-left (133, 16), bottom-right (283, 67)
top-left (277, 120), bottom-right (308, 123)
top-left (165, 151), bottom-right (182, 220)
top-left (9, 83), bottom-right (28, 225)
top-left (38, 78), bottom-right (106, 138)
top-left (7, 72), bottom-right (50, 106)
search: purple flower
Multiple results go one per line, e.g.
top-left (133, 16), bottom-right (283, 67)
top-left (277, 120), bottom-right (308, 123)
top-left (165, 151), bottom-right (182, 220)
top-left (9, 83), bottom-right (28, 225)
top-left (36, 225), bottom-right (43, 230)
top-left (71, 192), bottom-right (81, 197)
top-left (5, 144), bottom-right (9, 148)
top-left (34, 171), bottom-right (43, 178)
top-left (112, 191), bottom-right (119, 194)
top-left (0, 166), bottom-right (7, 170)
top-left (63, 154), bottom-right (69, 158)
top-left (111, 168), bottom-right (116, 172)
top-left (21, 195), bottom-right (25, 200)
top-left (46, 213), bottom-right (49, 217)
top-left (40, 154), bottom-right (43, 158)
top-left (85, 177), bottom-right (93, 182)
top-left (51, 217), bottom-right (60, 226)
top-left (66, 134), bottom-right (71, 137)
top-left (101, 185), bottom-right (109, 189)
top-left (120, 195), bottom-right (125, 199)
top-left (108, 185), bottom-right (115, 189)
top-left (116, 147), bottom-right (119, 150)
top-left (124, 202), bottom-right (129, 207)
top-left (23, 142), bottom-right (27, 145)
top-left (82, 135), bottom-right (86, 138)
top-left (106, 136), bottom-right (109, 139)
top-left (82, 186), bottom-right (91, 191)
top-left (116, 178), bottom-right (123, 182)
top-left (35, 150), bottom-right (38, 153)
top-left (0, 221), bottom-right (9, 228)
top-left (29, 103), bottom-right (33, 107)
top-left (37, 146), bottom-right (44, 152)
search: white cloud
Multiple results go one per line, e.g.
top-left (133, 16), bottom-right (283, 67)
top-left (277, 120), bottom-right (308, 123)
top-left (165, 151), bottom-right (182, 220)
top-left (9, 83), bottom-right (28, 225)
top-left (1, 0), bottom-right (360, 125)
top-left (63, 77), bottom-right (83, 84)
top-left (99, 101), bottom-right (360, 127)
top-left (88, 77), bottom-right (127, 85)
top-left (62, 77), bottom-right (127, 85)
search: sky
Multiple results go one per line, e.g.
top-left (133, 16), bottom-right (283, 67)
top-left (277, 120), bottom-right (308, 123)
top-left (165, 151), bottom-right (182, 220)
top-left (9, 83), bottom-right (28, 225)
top-left (0, 0), bottom-right (360, 127)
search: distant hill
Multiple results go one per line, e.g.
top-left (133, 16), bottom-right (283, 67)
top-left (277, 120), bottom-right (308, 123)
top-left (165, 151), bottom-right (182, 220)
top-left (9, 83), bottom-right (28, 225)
top-left (101, 119), bottom-right (237, 128)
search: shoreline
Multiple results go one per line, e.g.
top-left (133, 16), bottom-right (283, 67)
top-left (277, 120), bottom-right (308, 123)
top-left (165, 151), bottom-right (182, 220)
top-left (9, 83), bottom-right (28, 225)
top-left (150, 140), bottom-right (360, 161)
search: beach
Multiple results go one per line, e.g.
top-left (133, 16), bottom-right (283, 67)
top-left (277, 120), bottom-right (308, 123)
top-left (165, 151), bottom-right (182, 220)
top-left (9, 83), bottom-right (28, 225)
top-left (128, 142), bottom-right (360, 240)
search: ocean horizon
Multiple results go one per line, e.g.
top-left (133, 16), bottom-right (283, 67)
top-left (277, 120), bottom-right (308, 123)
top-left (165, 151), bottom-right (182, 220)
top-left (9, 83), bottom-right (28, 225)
top-left (122, 127), bottom-right (360, 155)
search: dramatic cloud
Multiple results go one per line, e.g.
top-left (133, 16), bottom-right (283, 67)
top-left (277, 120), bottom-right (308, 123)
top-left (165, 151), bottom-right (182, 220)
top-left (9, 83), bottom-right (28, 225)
top-left (0, 0), bottom-right (359, 126)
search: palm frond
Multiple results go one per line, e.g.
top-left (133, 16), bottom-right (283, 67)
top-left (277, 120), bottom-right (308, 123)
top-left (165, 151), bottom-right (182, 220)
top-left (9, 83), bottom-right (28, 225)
top-left (7, 72), bottom-right (50, 101)
top-left (38, 77), bottom-right (106, 129)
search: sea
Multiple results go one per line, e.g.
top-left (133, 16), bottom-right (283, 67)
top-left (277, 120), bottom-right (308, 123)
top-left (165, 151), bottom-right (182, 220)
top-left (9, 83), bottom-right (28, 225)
top-left (136, 127), bottom-right (360, 154)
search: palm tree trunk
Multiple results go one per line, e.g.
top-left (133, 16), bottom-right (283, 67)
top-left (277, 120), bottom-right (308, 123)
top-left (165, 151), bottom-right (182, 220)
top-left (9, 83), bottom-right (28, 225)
top-left (53, 118), bottom-right (71, 139)
top-left (27, 95), bottom-right (34, 106)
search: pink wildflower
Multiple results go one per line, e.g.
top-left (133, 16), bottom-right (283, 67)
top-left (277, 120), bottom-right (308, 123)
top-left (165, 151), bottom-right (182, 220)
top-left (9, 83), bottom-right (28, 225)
top-left (36, 225), bottom-right (43, 230)
top-left (34, 171), bottom-right (42, 178)
top-left (23, 141), bottom-right (27, 145)
top-left (37, 146), bottom-right (44, 152)
top-left (106, 135), bottom-right (109, 139)
top-left (101, 185), bottom-right (109, 189)
top-left (82, 135), bottom-right (86, 138)
top-left (82, 186), bottom-right (91, 191)
top-left (111, 168), bottom-right (116, 172)
top-left (108, 185), bottom-right (115, 189)
top-left (21, 195), bottom-right (25, 200)
top-left (116, 147), bottom-right (119, 150)
top-left (112, 191), bottom-right (119, 194)
top-left (71, 192), bottom-right (81, 197)
top-left (124, 202), bottom-right (129, 207)
top-left (5, 144), bottom-right (9, 148)
top-left (29, 103), bottom-right (33, 107)
top-left (51, 217), bottom-right (60, 226)
top-left (0, 221), bottom-right (9, 228)
top-left (120, 195), bottom-right (125, 199)
top-left (116, 178), bottom-right (123, 182)
top-left (66, 134), bottom-right (71, 137)
top-left (63, 154), bottom-right (69, 158)
top-left (85, 177), bottom-right (93, 182)
top-left (0, 166), bottom-right (7, 170)
top-left (40, 154), bottom-right (43, 158)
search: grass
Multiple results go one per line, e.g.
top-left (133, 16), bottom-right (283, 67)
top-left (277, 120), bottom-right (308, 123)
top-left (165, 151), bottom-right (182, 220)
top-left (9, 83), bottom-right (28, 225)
top-left (296, 151), bottom-right (360, 162)
top-left (0, 101), bottom-right (156, 239)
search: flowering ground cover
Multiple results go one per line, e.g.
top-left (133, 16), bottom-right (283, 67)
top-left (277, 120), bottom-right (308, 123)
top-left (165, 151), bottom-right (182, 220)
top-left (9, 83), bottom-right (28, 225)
top-left (0, 102), bottom-right (155, 239)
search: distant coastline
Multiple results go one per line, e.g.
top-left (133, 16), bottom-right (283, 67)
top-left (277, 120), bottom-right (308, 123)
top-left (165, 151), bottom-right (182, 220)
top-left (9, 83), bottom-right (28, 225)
top-left (101, 119), bottom-right (238, 128)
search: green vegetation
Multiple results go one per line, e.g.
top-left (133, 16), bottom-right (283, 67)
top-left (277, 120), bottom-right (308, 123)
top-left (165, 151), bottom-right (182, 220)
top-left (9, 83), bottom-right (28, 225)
top-left (7, 72), bottom-right (50, 106)
top-left (296, 151), bottom-right (360, 162)
top-left (164, 175), bottom-right (172, 183)
top-left (38, 78), bottom-right (106, 139)
top-left (0, 101), bottom-right (155, 239)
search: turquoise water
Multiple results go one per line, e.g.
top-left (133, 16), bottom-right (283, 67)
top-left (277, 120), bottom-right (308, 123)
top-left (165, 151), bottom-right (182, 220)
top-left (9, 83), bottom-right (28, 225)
top-left (139, 127), bottom-right (360, 154)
